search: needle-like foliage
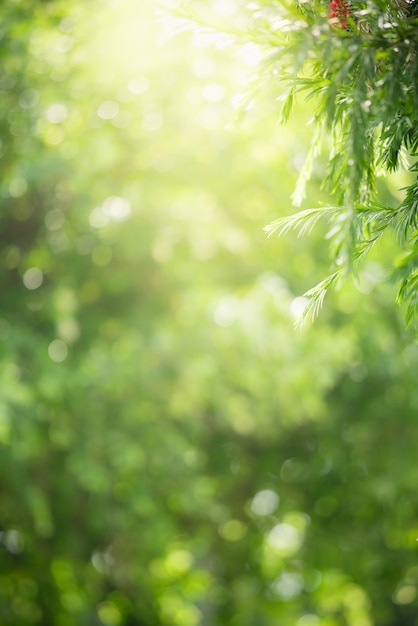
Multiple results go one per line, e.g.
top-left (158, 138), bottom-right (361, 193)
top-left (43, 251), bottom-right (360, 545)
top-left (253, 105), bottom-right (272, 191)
top-left (171, 0), bottom-right (418, 326)
top-left (259, 0), bottom-right (418, 324)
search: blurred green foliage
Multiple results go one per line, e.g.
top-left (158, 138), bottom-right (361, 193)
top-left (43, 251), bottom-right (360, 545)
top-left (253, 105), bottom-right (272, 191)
top-left (0, 1), bottom-right (417, 625)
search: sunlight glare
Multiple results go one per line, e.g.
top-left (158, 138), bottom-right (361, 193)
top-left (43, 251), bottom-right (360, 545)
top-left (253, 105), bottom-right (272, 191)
top-left (214, 0), bottom-right (237, 17)
top-left (291, 296), bottom-right (308, 319)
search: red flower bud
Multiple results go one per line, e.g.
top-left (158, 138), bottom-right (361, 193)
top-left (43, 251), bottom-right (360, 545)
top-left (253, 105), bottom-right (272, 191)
top-left (328, 0), bottom-right (350, 27)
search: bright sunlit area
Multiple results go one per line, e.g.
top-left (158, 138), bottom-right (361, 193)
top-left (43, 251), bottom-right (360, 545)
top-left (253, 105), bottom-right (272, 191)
top-left (1, 0), bottom-right (418, 625)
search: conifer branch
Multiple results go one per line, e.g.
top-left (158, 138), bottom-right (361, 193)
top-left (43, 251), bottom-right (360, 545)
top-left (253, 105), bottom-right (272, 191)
top-left (168, 0), bottom-right (418, 326)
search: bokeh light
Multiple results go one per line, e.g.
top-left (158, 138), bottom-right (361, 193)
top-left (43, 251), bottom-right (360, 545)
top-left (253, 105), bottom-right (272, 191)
top-left (0, 1), bottom-right (416, 626)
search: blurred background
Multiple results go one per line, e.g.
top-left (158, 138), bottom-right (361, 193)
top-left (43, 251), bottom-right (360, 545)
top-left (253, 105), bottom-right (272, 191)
top-left (1, 0), bottom-right (417, 625)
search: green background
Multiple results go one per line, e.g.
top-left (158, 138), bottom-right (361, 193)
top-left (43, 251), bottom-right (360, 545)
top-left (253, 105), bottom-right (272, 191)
top-left (0, 1), bottom-right (417, 625)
